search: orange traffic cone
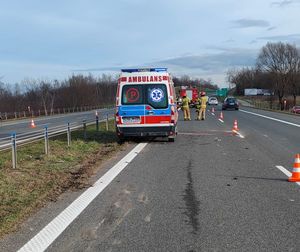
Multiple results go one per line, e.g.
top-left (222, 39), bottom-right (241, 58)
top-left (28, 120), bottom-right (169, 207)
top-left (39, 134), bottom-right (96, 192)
top-left (232, 119), bottom-right (239, 132)
top-left (212, 107), bottom-right (215, 113)
top-left (288, 154), bottom-right (300, 182)
top-left (219, 112), bottom-right (224, 120)
top-left (30, 119), bottom-right (36, 128)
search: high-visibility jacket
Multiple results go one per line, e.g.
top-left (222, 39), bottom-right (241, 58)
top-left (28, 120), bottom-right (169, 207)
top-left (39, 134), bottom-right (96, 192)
top-left (200, 96), bottom-right (208, 108)
top-left (195, 98), bottom-right (201, 110)
top-left (182, 97), bottom-right (190, 108)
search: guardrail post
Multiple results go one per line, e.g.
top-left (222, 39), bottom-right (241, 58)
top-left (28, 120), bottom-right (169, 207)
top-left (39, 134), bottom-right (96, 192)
top-left (23, 111), bottom-right (26, 117)
top-left (96, 111), bottom-right (99, 131)
top-left (44, 126), bottom-right (49, 155)
top-left (106, 113), bottom-right (109, 131)
top-left (14, 112), bottom-right (17, 119)
top-left (11, 132), bottom-right (17, 169)
top-left (67, 122), bottom-right (71, 146)
top-left (83, 120), bottom-right (87, 140)
top-left (5, 112), bottom-right (7, 120)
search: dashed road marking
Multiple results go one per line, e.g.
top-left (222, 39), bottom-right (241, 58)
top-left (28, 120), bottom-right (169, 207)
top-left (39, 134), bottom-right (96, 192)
top-left (218, 119), bottom-right (224, 123)
top-left (276, 165), bottom-right (300, 187)
top-left (232, 130), bottom-right (245, 139)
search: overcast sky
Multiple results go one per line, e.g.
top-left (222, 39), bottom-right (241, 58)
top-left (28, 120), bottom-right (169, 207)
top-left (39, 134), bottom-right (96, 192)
top-left (1, 0), bottom-right (300, 87)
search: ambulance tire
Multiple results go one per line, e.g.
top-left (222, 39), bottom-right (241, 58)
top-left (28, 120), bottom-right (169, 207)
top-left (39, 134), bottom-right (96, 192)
top-left (168, 137), bottom-right (175, 142)
top-left (117, 135), bottom-right (125, 144)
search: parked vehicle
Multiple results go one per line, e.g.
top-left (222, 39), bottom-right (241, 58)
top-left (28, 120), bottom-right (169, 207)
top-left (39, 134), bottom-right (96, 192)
top-left (222, 97), bottom-right (239, 110)
top-left (115, 68), bottom-right (178, 142)
top-left (208, 96), bottom-right (218, 105)
top-left (291, 106), bottom-right (300, 114)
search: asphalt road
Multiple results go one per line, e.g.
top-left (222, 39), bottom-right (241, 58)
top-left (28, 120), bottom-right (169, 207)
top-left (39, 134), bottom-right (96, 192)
top-left (1, 105), bottom-right (300, 251)
top-left (0, 108), bottom-right (115, 139)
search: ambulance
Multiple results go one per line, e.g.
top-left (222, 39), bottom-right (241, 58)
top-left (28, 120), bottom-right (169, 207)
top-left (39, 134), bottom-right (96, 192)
top-left (115, 68), bottom-right (178, 142)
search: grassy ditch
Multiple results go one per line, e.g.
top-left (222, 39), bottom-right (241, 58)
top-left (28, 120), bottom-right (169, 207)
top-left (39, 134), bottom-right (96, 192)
top-left (0, 120), bottom-right (125, 237)
top-left (239, 96), bottom-right (300, 112)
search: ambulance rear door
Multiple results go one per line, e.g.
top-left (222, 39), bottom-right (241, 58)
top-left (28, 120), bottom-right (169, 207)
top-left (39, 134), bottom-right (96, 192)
top-left (118, 84), bottom-right (145, 125)
top-left (144, 83), bottom-right (171, 124)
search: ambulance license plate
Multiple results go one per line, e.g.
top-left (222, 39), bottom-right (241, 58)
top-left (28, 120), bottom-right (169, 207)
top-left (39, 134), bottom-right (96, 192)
top-left (122, 116), bottom-right (141, 124)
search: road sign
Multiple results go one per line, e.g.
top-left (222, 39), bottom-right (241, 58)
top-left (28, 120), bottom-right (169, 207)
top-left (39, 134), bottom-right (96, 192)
top-left (216, 88), bottom-right (228, 97)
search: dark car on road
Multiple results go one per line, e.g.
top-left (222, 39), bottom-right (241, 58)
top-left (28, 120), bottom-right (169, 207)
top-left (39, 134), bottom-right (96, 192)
top-left (222, 97), bottom-right (239, 110)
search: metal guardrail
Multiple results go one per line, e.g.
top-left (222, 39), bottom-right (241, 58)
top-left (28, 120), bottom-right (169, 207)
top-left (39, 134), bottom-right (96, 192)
top-left (0, 109), bottom-right (115, 168)
top-left (0, 105), bottom-right (115, 121)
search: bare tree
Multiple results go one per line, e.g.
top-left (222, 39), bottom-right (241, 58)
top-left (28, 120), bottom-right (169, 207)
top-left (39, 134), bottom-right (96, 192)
top-left (288, 48), bottom-right (300, 106)
top-left (256, 42), bottom-right (300, 110)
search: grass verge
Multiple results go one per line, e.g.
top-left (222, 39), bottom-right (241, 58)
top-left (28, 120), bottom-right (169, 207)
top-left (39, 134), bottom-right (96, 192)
top-left (0, 120), bottom-right (125, 238)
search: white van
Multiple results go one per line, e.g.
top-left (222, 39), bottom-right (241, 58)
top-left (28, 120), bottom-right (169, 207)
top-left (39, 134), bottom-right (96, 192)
top-left (115, 68), bottom-right (178, 142)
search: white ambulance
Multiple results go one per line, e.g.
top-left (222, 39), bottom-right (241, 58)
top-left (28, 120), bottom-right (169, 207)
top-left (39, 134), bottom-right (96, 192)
top-left (115, 68), bottom-right (178, 142)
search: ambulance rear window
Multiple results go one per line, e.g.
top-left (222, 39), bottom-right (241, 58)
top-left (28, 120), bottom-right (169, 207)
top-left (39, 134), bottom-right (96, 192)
top-left (121, 84), bottom-right (168, 109)
top-left (146, 84), bottom-right (168, 109)
top-left (121, 85), bottom-right (144, 105)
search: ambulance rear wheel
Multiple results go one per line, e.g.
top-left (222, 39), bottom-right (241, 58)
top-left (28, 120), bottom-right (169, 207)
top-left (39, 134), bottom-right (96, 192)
top-left (117, 135), bottom-right (125, 144)
top-left (168, 137), bottom-right (175, 142)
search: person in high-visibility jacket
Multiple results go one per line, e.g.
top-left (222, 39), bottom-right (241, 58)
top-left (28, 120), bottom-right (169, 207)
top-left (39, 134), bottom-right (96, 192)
top-left (198, 91), bottom-right (208, 120)
top-left (181, 95), bottom-right (191, 120)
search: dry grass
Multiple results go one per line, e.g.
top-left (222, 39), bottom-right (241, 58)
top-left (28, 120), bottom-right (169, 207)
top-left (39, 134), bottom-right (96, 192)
top-left (239, 95), bottom-right (300, 112)
top-left (0, 120), bottom-right (124, 237)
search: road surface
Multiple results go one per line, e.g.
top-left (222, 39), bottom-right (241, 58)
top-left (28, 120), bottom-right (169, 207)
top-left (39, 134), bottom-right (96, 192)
top-left (1, 105), bottom-right (300, 251)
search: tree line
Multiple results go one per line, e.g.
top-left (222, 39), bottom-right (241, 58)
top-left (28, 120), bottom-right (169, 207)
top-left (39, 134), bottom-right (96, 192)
top-left (173, 75), bottom-right (218, 90)
top-left (0, 74), bottom-right (117, 116)
top-left (0, 73), bottom-right (216, 115)
top-left (227, 42), bottom-right (300, 110)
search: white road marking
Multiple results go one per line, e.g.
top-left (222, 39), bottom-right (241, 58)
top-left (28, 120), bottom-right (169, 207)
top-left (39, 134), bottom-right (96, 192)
top-left (276, 165), bottom-right (300, 186)
top-left (232, 130), bottom-right (245, 138)
top-left (18, 143), bottom-right (148, 252)
top-left (212, 113), bottom-right (215, 116)
top-left (240, 109), bottom-right (300, 128)
top-left (218, 119), bottom-right (224, 123)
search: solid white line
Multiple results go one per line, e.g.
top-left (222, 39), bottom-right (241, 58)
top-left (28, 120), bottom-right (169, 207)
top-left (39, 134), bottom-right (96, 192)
top-left (240, 109), bottom-right (300, 128)
top-left (276, 165), bottom-right (300, 186)
top-left (18, 143), bottom-right (148, 252)
top-left (218, 119), bottom-right (224, 123)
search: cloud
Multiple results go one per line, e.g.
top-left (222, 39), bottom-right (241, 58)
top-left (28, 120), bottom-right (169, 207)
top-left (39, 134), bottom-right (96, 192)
top-left (232, 19), bottom-right (270, 28)
top-left (73, 48), bottom-right (257, 86)
top-left (257, 33), bottom-right (300, 43)
top-left (223, 39), bottom-right (235, 43)
top-left (271, 0), bottom-right (295, 7)
top-left (267, 26), bottom-right (277, 31)
top-left (154, 49), bottom-right (256, 71)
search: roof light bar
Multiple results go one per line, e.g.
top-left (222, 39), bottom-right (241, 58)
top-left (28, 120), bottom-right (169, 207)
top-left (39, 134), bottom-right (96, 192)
top-left (121, 68), bottom-right (167, 73)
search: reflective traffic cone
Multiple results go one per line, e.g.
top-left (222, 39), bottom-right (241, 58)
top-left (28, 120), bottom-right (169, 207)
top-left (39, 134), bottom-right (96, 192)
top-left (232, 119), bottom-right (239, 132)
top-left (288, 154), bottom-right (300, 182)
top-left (30, 119), bottom-right (36, 128)
top-left (219, 112), bottom-right (224, 120)
top-left (212, 107), bottom-right (215, 113)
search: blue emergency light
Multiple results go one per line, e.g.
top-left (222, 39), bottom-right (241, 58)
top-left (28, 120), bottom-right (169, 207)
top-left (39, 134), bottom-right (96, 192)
top-left (121, 68), bottom-right (167, 73)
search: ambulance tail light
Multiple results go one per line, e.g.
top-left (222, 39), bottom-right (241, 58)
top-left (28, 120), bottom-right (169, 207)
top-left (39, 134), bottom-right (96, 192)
top-left (115, 107), bottom-right (120, 124)
top-left (171, 106), bottom-right (175, 123)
